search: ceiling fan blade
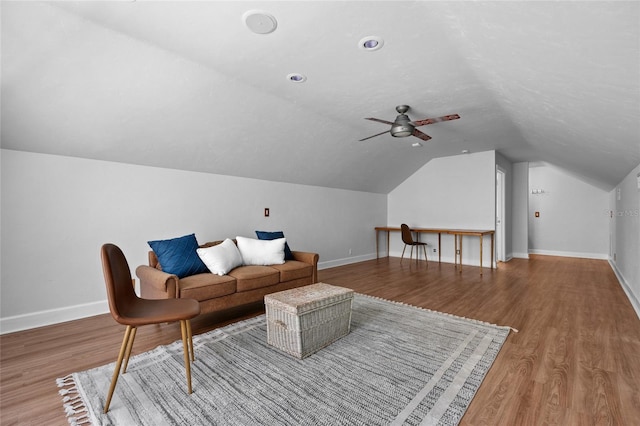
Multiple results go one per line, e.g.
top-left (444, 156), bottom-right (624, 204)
top-left (412, 129), bottom-right (432, 141)
top-left (412, 114), bottom-right (461, 127)
top-left (359, 129), bottom-right (391, 141)
top-left (365, 117), bottom-right (394, 125)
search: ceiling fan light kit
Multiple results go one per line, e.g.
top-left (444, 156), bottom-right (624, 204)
top-left (390, 123), bottom-right (413, 137)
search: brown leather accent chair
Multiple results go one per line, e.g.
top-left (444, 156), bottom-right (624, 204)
top-left (400, 224), bottom-right (428, 265)
top-left (100, 244), bottom-right (201, 413)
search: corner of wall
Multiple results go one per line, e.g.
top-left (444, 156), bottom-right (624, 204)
top-left (609, 259), bottom-right (640, 320)
top-left (608, 163), bottom-right (640, 320)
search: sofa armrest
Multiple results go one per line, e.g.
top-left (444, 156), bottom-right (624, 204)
top-left (136, 265), bottom-right (179, 299)
top-left (291, 251), bottom-right (319, 283)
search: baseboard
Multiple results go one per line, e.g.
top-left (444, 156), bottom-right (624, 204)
top-left (3, 257), bottom-right (375, 334)
top-left (511, 252), bottom-right (530, 259)
top-left (528, 249), bottom-right (608, 260)
top-left (318, 253), bottom-right (377, 270)
top-left (608, 259), bottom-right (640, 320)
top-left (6, 255), bottom-right (630, 333)
top-left (387, 250), bottom-right (499, 268)
top-left (0, 300), bottom-right (109, 335)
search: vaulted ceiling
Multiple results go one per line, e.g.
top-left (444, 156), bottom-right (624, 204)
top-left (2, 1), bottom-right (639, 193)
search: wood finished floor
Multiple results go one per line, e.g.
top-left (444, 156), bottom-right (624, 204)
top-left (1, 255), bottom-right (639, 425)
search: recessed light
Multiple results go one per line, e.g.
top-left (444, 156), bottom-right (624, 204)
top-left (462, 149), bottom-right (470, 154)
top-left (359, 36), bottom-right (384, 51)
top-left (286, 73), bottom-right (307, 83)
top-left (363, 40), bottom-right (379, 49)
top-left (243, 10), bottom-right (277, 34)
top-left (412, 142), bottom-right (423, 148)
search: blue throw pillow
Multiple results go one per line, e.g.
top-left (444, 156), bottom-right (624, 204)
top-left (148, 233), bottom-right (209, 278)
top-left (255, 231), bottom-right (294, 260)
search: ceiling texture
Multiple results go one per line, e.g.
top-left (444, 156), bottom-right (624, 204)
top-left (2, 1), bottom-right (639, 194)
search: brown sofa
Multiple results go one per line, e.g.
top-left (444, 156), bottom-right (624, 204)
top-left (136, 240), bottom-right (319, 315)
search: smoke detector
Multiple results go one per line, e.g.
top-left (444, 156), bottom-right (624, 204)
top-left (243, 10), bottom-right (277, 34)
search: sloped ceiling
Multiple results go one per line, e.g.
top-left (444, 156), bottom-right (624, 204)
top-left (1, 1), bottom-right (638, 193)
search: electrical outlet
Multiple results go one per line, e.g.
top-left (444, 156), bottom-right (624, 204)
top-left (348, 249), bottom-right (352, 255)
top-left (433, 248), bottom-right (437, 253)
top-left (264, 208), bottom-right (269, 217)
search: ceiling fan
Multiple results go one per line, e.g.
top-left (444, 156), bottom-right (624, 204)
top-left (359, 105), bottom-right (460, 142)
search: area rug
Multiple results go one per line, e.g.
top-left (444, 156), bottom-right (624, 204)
top-left (57, 294), bottom-right (513, 426)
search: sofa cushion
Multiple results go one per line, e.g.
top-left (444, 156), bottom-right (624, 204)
top-left (269, 260), bottom-right (313, 282)
top-left (196, 238), bottom-right (243, 276)
top-left (179, 273), bottom-right (237, 301)
top-left (236, 236), bottom-right (285, 266)
top-left (255, 231), bottom-right (294, 260)
top-left (228, 265), bottom-right (280, 292)
top-left (147, 233), bottom-right (208, 278)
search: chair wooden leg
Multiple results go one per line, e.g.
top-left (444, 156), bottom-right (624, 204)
top-left (121, 326), bottom-right (137, 373)
top-left (186, 319), bottom-right (195, 362)
top-left (400, 244), bottom-right (407, 263)
top-left (423, 245), bottom-right (428, 267)
top-left (104, 325), bottom-right (135, 413)
top-left (410, 245), bottom-right (415, 263)
top-left (180, 320), bottom-right (193, 394)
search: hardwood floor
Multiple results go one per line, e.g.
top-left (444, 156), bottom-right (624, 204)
top-left (1, 255), bottom-right (639, 425)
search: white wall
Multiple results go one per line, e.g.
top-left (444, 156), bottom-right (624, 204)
top-left (609, 163), bottom-right (640, 317)
top-left (387, 150), bottom-right (496, 266)
top-left (511, 162), bottom-right (529, 258)
top-left (528, 162), bottom-right (609, 258)
top-left (0, 149), bottom-right (386, 333)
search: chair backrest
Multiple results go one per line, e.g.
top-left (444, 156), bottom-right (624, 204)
top-left (400, 224), bottom-right (414, 245)
top-left (101, 243), bottom-right (138, 324)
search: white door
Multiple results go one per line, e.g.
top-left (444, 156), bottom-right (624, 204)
top-left (496, 168), bottom-right (506, 262)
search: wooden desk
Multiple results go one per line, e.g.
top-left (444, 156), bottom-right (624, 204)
top-left (375, 226), bottom-right (405, 260)
top-left (374, 226), bottom-right (495, 274)
top-left (444, 229), bottom-right (495, 274)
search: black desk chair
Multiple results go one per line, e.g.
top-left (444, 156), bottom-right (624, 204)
top-left (400, 224), bottom-right (428, 265)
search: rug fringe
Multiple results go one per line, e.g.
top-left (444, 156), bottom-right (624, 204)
top-left (357, 293), bottom-right (518, 334)
top-left (57, 374), bottom-right (92, 426)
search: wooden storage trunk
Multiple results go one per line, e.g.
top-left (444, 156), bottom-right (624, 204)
top-left (265, 283), bottom-right (354, 359)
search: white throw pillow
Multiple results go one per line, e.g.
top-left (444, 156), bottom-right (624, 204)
top-left (196, 238), bottom-right (243, 276)
top-left (236, 236), bottom-right (286, 266)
